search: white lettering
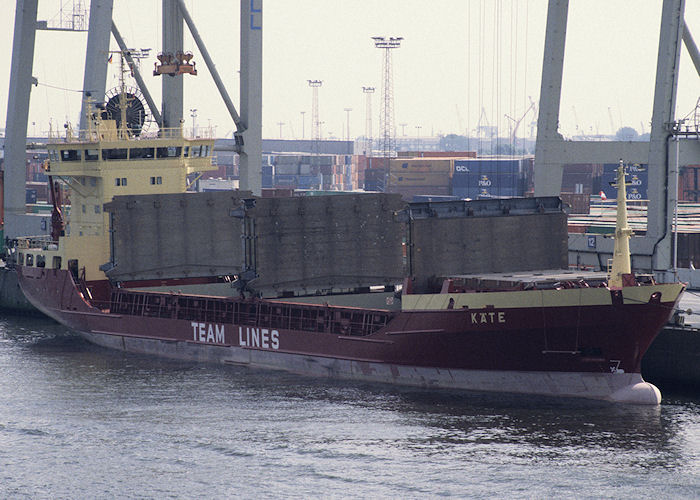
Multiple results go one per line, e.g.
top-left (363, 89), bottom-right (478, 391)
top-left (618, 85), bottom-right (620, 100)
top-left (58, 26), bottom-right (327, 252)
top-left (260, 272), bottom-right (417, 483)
top-left (470, 310), bottom-right (506, 325)
top-left (198, 323), bottom-right (206, 342)
top-left (191, 321), bottom-right (199, 340)
top-left (261, 328), bottom-right (269, 348)
top-left (271, 330), bottom-right (279, 349)
top-left (238, 326), bottom-right (246, 346)
top-left (206, 324), bottom-right (215, 343)
top-left (251, 327), bottom-right (259, 347)
top-left (216, 325), bottom-right (225, 343)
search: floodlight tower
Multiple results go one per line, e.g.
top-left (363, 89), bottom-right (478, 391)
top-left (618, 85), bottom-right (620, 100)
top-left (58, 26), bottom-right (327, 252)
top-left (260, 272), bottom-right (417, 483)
top-left (344, 108), bottom-right (352, 142)
top-left (363, 86), bottom-right (375, 155)
top-left (308, 80), bottom-right (323, 142)
top-left (372, 36), bottom-right (403, 159)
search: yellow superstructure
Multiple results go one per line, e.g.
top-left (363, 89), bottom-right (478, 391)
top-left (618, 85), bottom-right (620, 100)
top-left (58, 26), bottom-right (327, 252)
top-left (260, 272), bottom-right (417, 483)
top-left (17, 117), bottom-right (216, 283)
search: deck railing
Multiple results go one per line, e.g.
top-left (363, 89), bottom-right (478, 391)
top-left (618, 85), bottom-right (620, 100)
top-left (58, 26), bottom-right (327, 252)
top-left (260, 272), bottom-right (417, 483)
top-left (105, 289), bottom-right (393, 337)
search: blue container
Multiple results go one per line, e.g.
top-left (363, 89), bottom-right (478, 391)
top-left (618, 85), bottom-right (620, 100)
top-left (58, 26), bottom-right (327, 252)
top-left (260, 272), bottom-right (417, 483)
top-left (451, 187), bottom-right (470, 198)
top-left (274, 175), bottom-right (298, 187)
top-left (26, 189), bottom-right (37, 204)
top-left (454, 158), bottom-right (522, 176)
top-left (478, 159), bottom-right (520, 174)
top-left (364, 181), bottom-right (384, 192)
top-left (262, 175), bottom-right (273, 188)
top-left (601, 163), bottom-right (648, 200)
top-left (451, 172), bottom-right (472, 188)
top-left (454, 160), bottom-right (477, 175)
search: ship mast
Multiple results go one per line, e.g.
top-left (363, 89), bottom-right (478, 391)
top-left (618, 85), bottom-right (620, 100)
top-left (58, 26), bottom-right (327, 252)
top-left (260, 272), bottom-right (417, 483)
top-left (117, 51), bottom-right (132, 139)
top-left (608, 159), bottom-right (634, 288)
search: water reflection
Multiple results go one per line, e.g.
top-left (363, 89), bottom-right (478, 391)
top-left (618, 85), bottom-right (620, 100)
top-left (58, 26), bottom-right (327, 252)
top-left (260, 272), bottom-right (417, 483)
top-left (1, 314), bottom-right (698, 483)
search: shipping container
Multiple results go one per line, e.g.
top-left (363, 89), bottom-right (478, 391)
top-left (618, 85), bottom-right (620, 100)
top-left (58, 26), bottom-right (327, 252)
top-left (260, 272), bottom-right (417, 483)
top-left (26, 181), bottom-right (49, 202)
top-left (317, 155), bottom-right (334, 167)
top-left (26, 188), bottom-right (37, 204)
top-left (560, 192), bottom-right (591, 214)
top-left (679, 165), bottom-right (700, 202)
top-left (398, 151), bottom-right (476, 158)
top-left (273, 155), bottom-right (302, 165)
top-left (451, 187), bottom-right (470, 199)
top-left (601, 163), bottom-right (648, 200)
top-left (389, 158), bottom-right (453, 173)
top-left (261, 188), bottom-right (294, 198)
top-left (453, 158), bottom-right (523, 176)
top-left (298, 175), bottom-right (321, 189)
top-left (274, 175), bottom-right (298, 187)
top-left (275, 164), bottom-right (300, 176)
top-left (452, 171), bottom-right (520, 191)
top-left (388, 171), bottom-right (451, 187)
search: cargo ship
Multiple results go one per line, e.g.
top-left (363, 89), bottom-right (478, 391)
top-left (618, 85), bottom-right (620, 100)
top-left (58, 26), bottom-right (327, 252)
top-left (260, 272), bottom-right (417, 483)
top-left (11, 72), bottom-right (684, 403)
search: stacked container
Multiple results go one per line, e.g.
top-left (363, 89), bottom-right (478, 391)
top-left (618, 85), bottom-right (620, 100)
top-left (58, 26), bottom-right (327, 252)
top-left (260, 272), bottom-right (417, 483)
top-left (386, 158), bottom-right (453, 199)
top-left (451, 158), bottom-right (524, 199)
top-left (601, 163), bottom-right (648, 201)
top-left (679, 165), bottom-right (700, 202)
top-left (561, 164), bottom-right (604, 195)
top-left (364, 168), bottom-right (388, 192)
top-left (262, 164), bottom-right (273, 188)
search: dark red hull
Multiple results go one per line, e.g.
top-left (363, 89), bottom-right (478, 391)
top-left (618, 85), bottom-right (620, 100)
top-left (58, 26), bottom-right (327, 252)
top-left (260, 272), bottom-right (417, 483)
top-left (17, 266), bottom-right (684, 403)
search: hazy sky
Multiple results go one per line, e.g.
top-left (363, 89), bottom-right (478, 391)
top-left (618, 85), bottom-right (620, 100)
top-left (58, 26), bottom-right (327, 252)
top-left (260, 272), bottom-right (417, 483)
top-left (1, 1), bottom-right (698, 141)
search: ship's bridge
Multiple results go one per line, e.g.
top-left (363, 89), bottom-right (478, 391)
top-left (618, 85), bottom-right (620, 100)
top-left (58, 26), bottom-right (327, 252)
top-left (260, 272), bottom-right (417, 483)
top-left (44, 124), bottom-right (217, 179)
top-left (13, 121), bottom-right (218, 285)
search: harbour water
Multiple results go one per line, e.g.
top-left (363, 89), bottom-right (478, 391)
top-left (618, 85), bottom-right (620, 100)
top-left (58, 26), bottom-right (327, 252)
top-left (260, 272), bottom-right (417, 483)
top-left (1, 314), bottom-right (698, 498)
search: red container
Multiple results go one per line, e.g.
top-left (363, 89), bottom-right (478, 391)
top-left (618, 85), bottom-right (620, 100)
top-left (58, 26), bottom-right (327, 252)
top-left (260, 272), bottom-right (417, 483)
top-left (261, 188), bottom-right (294, 198)
top-left (679, 165), bottom-right (700, 202)
top-left (561, 192), bottom-right (590, 214)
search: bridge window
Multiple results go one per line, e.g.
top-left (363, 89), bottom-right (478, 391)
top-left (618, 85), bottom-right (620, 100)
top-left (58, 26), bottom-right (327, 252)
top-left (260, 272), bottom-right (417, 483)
top-left (150, 176), bottom-right (162, 185)
top-left (61, 149), bottom-right (82, 161)
top-left (191, 146), bottom-right (201, 157)
top-left (26, 254), bottom-right (33, 267)
top-left (36, 255), bottom-right (45, 268)
top-left (115, 178), bottom-right (128, 187)
top-left (130, 148), bottom-right (155, 159)
top-left (102, 148), bottom-right (128, 160)
top-left (183, 146), bottom-right (190, 157)
top-left (52, 256), bottom-right (62, 269)
top-left (85, 149), bottom-right (99, 161)
top-left (156, 146), bottom-right (182, 158)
